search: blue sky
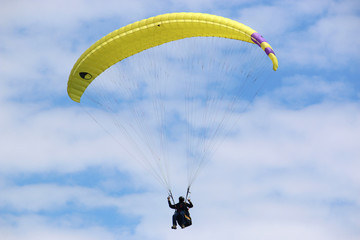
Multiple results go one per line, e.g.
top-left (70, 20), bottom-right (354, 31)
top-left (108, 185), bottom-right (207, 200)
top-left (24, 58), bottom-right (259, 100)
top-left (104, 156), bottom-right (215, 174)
top-left (1, 0), bottom-right (360, 239)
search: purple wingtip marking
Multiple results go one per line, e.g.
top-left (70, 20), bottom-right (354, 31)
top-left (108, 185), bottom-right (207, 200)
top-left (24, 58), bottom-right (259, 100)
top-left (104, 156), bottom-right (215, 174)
top-left (251, 32), bottom-right (275, 56)
top-left (265, 47), bottom-right (275, 56)
top-left (251, 32), bottom-right (266, 47)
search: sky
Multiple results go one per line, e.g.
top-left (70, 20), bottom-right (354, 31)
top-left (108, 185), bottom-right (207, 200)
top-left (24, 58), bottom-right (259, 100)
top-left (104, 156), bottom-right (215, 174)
top-left (1, 0), bottom-right (360, 239)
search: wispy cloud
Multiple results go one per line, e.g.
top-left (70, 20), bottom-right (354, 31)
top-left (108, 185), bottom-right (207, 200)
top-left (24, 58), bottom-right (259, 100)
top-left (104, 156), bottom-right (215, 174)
top-left (1, 0), bottom-right (359, 239)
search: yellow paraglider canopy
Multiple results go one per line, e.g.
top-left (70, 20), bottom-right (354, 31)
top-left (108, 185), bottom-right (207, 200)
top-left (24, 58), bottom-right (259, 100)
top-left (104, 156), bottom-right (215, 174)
top-left (67, 12), bottom-right (278, 103)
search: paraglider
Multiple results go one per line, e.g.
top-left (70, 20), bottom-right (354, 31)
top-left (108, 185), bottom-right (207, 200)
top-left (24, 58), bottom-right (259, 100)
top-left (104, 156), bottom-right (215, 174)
top-left (168, 196), bottom-right (193, 229)
top-left (67, 12), bottom-right (278, 102)
top-left (67, 12), bottom-right (278, 228)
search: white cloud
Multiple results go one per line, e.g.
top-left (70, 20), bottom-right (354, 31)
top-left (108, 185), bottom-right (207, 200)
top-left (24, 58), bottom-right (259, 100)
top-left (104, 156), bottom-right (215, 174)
top-left (282, 3), bottom-right (360, 68)
top-left (1, 102), bottom-right (359, 237)
top-left (0, 183), bottom-right (155, 213)
top-left (1, 0), bottom-right (360, 239)
top-left (282, 15), bottom-right (360, 68)
top-left (0, 103), bottom-right (106, 172)
top-left (0, 215), bottom-right (118, 240)
top-left (2, 92), bottom-right (359, 239)
top-left (234, 0), bottom-right (360, 68)
top-left (0, 0), bottom-right (149, 28)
